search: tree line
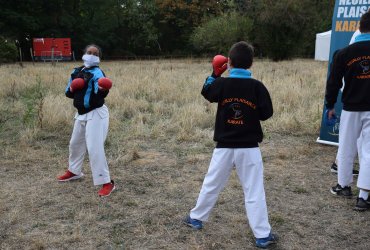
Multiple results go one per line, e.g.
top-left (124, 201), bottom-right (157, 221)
top-left (0, 0), bottom-right (335, 62)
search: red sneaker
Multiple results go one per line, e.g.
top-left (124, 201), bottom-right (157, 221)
top-left (98, 180), bottom-right (116, 197)
top-left (57, 170), bottom-right (84, 182)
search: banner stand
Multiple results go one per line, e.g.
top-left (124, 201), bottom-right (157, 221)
top-left (316, 138), bottom-right (338, 147)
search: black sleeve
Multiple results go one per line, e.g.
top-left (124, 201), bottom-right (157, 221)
top-left (65, 88), bottom-right (74, 99)
top-left (201, 77), bottom-right (223, 103)
top-left (97, 89), bottom-right (109, 98)
top-left (257, 83), bottom-right (273, 121)
top-left (65, 70), bottom-right (78, 99)
top-left (325, 49), bottom-right (345, 109)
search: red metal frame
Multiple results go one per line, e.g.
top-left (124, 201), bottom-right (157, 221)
top-left (33, 38), bottom-right (72, 61)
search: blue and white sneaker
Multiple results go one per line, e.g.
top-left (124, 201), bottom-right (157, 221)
top-left (256, 232), bottom-right (278, 248)
top-left (183, 215), bottom-right (203, 230)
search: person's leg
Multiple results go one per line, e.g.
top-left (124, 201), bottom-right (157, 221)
top-left (337, 111), bottom-right (361, 188)
top-left (332, 132), bottom-right (360, 175)
top-left (358, 189), bottom-right (369, 200)
top-left (68, 119), bottom-right (87, 175)
top-left (351, 112), bottom-right (370, 211)
top-left (85, 111), bottom-right (111, 186)
top-left (357, 134), bottom-right (362, 164)
top-left (332, 151), bottom-right (359, 176)
top-left (330, 156), bottom-right (338, 173)
top-left (235, 148), bottom-right (271, 239)
top-left (357, 112), bottom-right (370, 198)
top-left (190, 148), bottom-right (234, 221)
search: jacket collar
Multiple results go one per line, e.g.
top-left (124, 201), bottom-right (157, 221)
top-left (229, 68), bottom-right (252, 79)
top-left (354, 33), bottom-right (370, 43)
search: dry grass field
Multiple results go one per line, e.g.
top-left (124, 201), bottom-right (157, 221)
top-left (1, 59), bottom-right (369, 250)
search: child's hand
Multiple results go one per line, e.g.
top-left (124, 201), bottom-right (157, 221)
top-left (325, 108), bottom-right (337, 126)
top-left (98, 86), bottom-right (108, 91)
top-left (212, 55), bottom-right (228, 77)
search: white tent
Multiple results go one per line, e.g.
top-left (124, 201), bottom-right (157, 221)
top-left (315, 30), bottom-right (331, 61)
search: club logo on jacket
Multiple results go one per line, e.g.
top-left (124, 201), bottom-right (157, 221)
top-left (231, 103), bottom-right (243, 119)
top-left (359, 60), bottom-right (370, 74)
top-left (222, 98), bottom-right (256, 126)
top-left (227, 103), bottom-right (244, 125)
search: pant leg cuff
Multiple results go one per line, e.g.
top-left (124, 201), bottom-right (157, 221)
top-left (68, 167), bottom-right (82, 175)
top-left (93, 177), bottom-right (111, 186)
top-left (189, 212), bottom-right (208, 222)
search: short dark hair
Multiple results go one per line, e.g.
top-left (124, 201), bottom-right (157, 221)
top-left (228, 41), bottom-right (254, 69)
top-left (84, 44), bottom-right (102, 58)
top-left (360, 11), bottom-right (370, 33)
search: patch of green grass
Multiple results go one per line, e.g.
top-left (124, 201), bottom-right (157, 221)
top-left (270, 213), bottom-right (285, 226)
top-left (19, 75), bottom-right (46, 128)
top-left (124, 201), bottom-right (138, 207)
top-left (292, 187), bottom-right (309, 194)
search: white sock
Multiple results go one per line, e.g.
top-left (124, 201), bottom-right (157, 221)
top-left (359, 190), bottom-right (369, 200)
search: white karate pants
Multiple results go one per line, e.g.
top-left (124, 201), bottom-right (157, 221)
top-left (190, 148), bottom-right (271, 238)
top-left (335, 135), bottom-right (361, 169)
top-left (337, 110), bottom-right (370, 190)
top-left (68, 105), bottom-right (111, 186)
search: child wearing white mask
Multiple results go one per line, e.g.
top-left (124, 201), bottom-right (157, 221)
top-left (82, 52), bottom-right (100, 68)
top-left (57, 44), bottom-right (115, 197)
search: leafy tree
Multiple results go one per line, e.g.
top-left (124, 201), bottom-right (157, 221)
top-left (299, 0), bottom-right (334, 57)
top-left (0, 37), bottom-right (18, 63)
top-left (154, 0), bottom-right (226, 53)
top-left (113, 0), bottom-right (159, 56)
top-left (0, 0), bottom-right (42, 60)
top-left (254, 0), bottom-right (327, 60)
top-left (191, 12), bottom-right (253, 55)
top-left (0, 0), bottom-right (337, 59)
top-left (0, 0), bottom-right (160, 57)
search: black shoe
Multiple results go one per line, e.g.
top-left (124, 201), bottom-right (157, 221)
top-left (330, 184), bottom-right (352, 198)
top-left (353, 169), bottom-right (360, 176)
top-left (330, 162), bottom-right (338, 173)
top-left (354, 198), bottom-right (370, 211)
top-left (330, 162), bottom-right (359, 176)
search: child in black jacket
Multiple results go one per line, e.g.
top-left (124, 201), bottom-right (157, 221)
top-left (326, 11), bottom-right (370, 211)
top-left (184, 41), bottom-right (277, 248)
top-left (57, 44), bottom-right (115, 197)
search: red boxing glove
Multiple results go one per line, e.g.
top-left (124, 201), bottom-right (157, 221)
top-left (70, 78), bottom-right (85, 92)
top-left (98, 77), bottom-right (112, 90)
top-left (212, 55), bottom-right (228, 77)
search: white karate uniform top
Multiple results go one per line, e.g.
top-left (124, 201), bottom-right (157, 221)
top-left (68, 105), bottom-right (111, 186)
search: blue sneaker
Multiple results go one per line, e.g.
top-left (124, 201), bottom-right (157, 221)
top-left (256, 232), bottom-right (277, 248)
top-left (183, 215), bottom-right (203, 230)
